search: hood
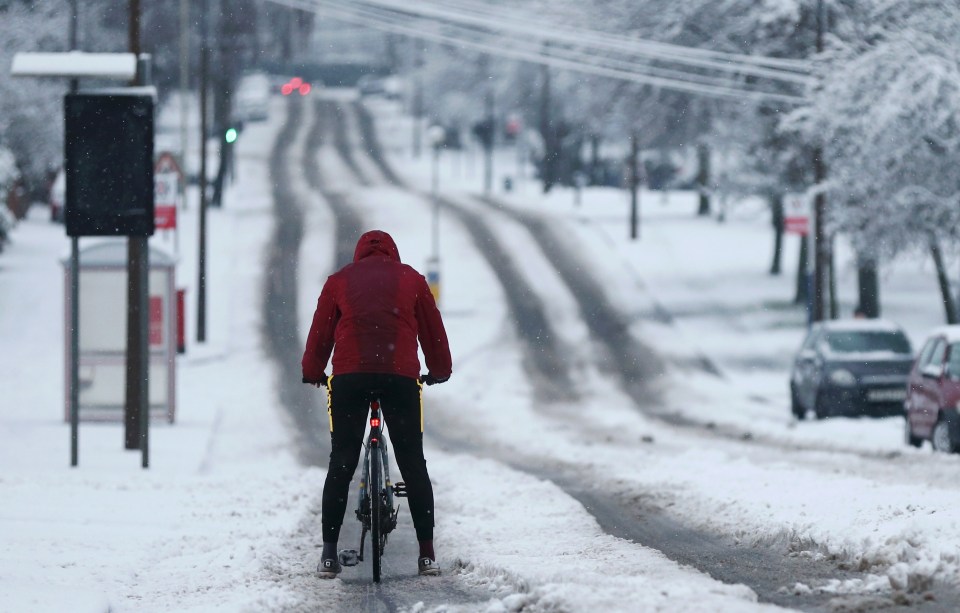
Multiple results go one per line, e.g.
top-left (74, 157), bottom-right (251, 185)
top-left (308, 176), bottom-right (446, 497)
top-left (353, 230), bottom-right (400, 263)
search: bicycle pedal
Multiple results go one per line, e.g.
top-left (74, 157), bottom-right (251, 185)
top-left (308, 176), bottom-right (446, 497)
top-left (338, 549), bottom-right (360, 567)
top-left (392, 482), bottom-right (408, 497)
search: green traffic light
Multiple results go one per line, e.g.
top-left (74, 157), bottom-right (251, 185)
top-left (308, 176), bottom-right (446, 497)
top-left (225, 127), bottom-right (238, 143)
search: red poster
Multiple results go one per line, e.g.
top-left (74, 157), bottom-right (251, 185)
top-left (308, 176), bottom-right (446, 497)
top-left (149, 296), bottom-right (164, 346)
top-left (155, 205), bottom-right (177, 230)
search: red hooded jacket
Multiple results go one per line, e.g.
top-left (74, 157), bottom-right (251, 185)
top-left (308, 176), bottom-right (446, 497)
top-left (302, 230), bottom-right (452, 381)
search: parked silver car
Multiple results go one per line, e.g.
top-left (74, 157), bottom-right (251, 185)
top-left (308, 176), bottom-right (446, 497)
top-left (790, 319), bottom-right (913, 419)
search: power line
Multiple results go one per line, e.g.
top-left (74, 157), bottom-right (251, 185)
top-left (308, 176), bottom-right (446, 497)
top-left (351, 0), bottom-right (812, 81)
top-left (265, 0), bottom-right (807, 103)
top-left (320, 1), bottom-right (786, 93)
top-left (316, 0), bottom-right (803, 102)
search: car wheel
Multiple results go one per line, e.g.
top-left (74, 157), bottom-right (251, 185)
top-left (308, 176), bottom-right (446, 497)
top-left (790, 386), bottom-right (805, 420)
top-left (931, 413), bottom-right (959, 454)
top-left (904, 417), bottom-right (923, 448)
top-left (813, 392), bottom-right (829, 420)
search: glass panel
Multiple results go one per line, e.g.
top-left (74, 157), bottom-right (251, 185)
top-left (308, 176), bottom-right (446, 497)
top-left (947, 344), bottom-right (960, 379)
top-left (824, 331), bottom-right (911, 354)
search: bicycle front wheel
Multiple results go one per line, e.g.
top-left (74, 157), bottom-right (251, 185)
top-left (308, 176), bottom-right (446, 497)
top-left (370, 441), bottom-right (382, 583)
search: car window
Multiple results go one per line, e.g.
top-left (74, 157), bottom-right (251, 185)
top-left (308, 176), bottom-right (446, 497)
top-left (800, 330), bottom-right (819, 351)
top-left (823, 331), bottom-right (911, 354)
top-left (922, 339), bottom-right (948, 376)
top-left (947, 344), bottom-right (960, 379)
top-left (918, 338), bottom-right (939, 367)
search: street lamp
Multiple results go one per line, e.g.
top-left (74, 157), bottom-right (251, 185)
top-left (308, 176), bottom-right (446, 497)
top-left (426, 124), bottom-right (446, 302)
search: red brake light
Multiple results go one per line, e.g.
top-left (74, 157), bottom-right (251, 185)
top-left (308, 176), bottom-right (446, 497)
top-left (290, 77), bottom-right (303, 88)
top-left (281, 83), bottom-right (293, 96)
top-left (370, 417), bottom-right (381, 428)
top-left (298, 83), bottom-right (312, 96)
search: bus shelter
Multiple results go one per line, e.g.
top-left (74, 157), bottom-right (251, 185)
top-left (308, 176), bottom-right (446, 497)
top-left (62, 241), bottom-right (177, 422)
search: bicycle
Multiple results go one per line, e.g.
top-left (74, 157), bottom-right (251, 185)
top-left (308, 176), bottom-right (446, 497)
top-left (336, 391), bottom-right (407, 583)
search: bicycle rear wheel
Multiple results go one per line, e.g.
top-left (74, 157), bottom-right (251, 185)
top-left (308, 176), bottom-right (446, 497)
top-left (370, 441), bottom-right (382, 583)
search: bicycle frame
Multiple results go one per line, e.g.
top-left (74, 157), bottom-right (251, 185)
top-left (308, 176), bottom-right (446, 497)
top-left (344, 398), bottom-right (404, 583)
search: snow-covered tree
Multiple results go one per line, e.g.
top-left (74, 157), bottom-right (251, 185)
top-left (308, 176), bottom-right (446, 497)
top-left (0, 0), bottom-right (68, 196)
top-left (791, 0), bottom-right (960, 321)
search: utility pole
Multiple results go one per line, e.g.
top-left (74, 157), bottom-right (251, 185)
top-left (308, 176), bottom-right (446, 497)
top-left (123, 0), bottom-right (150, 470)
top-left (412, 41), bottom-right (423, 158)
top-left (482, 55), bottom-right (494, 196)
top-left (197, 0), bottom-right (209, 342)
top-left (812, 0), bottom-right (828, 322)
top-left (629, 129), bottom-right (639, 240)
top-left (538, 56), bottom-right (552, 193)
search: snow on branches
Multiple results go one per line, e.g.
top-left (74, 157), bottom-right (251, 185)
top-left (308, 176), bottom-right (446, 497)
top-left (789, 2), bottom-right (960, 259)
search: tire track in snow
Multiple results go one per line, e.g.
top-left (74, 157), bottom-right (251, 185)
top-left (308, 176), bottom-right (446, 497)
top-left (350, 100), bottom-right (960, 612)
top-left (309, 100), bottom-right (365, 268)
top-left (265, 95), bottom-right (330, 467)
top-left (349, 100), bottom-right (575, 401)
top-left (283, 94), bottom-right (493, 612)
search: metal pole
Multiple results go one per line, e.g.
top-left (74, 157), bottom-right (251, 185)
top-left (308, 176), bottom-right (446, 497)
top-left (179, 0), bottom-right (189, 215)
top-left (413, 42), bottom-right (423, 158)
top-left (483, 92), bottom-right (494, 197)
top-left (68, 0), bottom-right (80, 468)
top-left (197, 0), bottom-right (209, 343)
top-left (139, 52), bottom-right (152, 469)
top-left (69, 240), bottom-right (79, 466)
top-left (124, 0), bottom-right (144, 452)
top-left (432, 146), bottom-right (439, 259)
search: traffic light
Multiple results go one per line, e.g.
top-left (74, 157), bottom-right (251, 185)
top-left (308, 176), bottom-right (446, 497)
top-left (224, 126), bottom-right (238, 144)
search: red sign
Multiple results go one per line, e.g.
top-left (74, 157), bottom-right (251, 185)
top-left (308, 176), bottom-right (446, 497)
top-left (154, 152), bottom-right (181, 230)
top-left (783, 193), bottom-right (810, 236)
top-left (155, 205), bottom-right (177, 230)
top-left (149, 296), bottom-right (164, 346)
top-left (154, 152), bottom-right (183, 177)
top-left (784, 217), bottom-right (809, 234)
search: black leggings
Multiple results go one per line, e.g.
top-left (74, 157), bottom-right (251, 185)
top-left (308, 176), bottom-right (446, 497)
top-left (321, 373), bottom-right (434, 543)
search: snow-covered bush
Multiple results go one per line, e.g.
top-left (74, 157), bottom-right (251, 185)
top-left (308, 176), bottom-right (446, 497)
top-left (0, 146), bottom-right (17, 251)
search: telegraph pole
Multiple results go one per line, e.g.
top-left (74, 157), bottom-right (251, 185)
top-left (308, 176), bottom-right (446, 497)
top-left (122, 0), bottom-right (151, 468)
top-left (412, 42), bottom-right (423, 158)
top-left (482, 55), bottom-right (494, 196)
top-left (629, 129), bottom-right (640, 240)
top-left (812, 0), bottom-right (828, 321)
top-left (197, 0), bottom-right (209, 342)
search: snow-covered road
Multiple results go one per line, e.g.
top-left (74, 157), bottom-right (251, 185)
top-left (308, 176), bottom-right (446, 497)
top-left (2, 89), bottom-right (960, 612)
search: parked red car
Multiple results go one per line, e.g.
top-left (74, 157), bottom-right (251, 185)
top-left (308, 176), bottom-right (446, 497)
top-left (905, 326), bottom-right (960, 453)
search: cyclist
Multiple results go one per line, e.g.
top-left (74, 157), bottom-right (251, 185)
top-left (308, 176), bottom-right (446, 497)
top-left (302, 230), bottom-right (452, 579)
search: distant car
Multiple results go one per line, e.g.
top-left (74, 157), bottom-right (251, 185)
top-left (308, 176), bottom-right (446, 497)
top-left (234, 72), bottom-right (271, 122)
top-left (904, 326), bottom-right (960, 452)
top-left (790, 320), bottom-right (913, 420)
top-left (49, 168), bottom-right (65, 223)
top-left (357, 75), bottom-right (385, 97)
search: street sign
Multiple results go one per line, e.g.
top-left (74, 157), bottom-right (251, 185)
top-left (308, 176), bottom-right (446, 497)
top-left (154, 152), bottom-right (181, 230)
top-left (784, 193), bottom-right (810, 235)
